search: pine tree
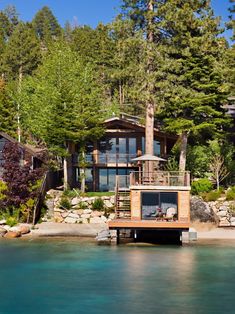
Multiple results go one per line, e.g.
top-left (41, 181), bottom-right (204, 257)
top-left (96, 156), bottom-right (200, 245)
top-left (0, 79), bottom-right (17, 136)
top-left (32, 6), bottom-right (61, 42)
top-left (154, 0), bottom-right (231, 171)
top-left (18, 42), bottom-right (104, 190)
top-left (2, 22), bottom-right (41, 82)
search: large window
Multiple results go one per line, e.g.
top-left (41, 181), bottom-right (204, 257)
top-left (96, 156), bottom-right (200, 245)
top-left (142, 137), bottom-right (161, 156)
top-left (98, 168), bottom-right (134, 191)
top-left (98, 137), bottom-right (137, 163)
top-left (141, 192), bottom-right (178, 220)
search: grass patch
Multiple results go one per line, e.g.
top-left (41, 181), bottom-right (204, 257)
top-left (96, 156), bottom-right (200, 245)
top-left (85, 192), bottom-right (115, 197)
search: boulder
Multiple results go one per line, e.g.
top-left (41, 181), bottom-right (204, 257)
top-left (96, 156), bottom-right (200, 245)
top-left (19, 225), bottom-right (31, 235)
top-left (61, 212), bottom-right (69, 218)
top-left (71, 197), bottom-right (80, 206)
top-left (64, 216), bottom-right (77, 224)
top-left (4, 231), bottom-right (21, 238)
top-left (230, 217), bottom-right (235, 222)
top-left (103, 200), bottom-right (114, 208)
top-left (68, 213), bottom-right (80, 219)
top-left (101, 215), bottom-right (107, 223)
top-left (190, 197), bottom-right (217, 222)
top-left (72, 209), bottom-right (83, 215)
top-left (83, 209), bottom-right (92, 214)
top-left (219, 206), bottom-right (228, 211)
top-left (91, 211), bottom-right (102, 218)
top-left (81, 214), bottom-right (91, 219)
top-left (0, 219), bottom-right (7, 225)
top-left (0, 226), bottom-right (7, 237)
top-left (82, 218), bottom-right (89, 224)
top-left (217, 211), bottom-right (228, 217)
top-left (108, 213), bottom-right (116, 220)
top-left (230, 221), bottom-right (235, 227)
top-left (54, 216), bottom-right (64, 223)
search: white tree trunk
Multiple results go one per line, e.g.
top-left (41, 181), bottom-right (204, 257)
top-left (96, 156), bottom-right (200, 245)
top-left (179, 132), bottom-right (188, 172)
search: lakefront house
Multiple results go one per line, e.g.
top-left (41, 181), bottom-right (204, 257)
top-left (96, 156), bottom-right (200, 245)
top-left (66, 113), bottom-right (177, 192)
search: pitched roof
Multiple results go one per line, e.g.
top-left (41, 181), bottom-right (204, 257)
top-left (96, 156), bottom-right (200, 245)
top-left (104, 116), bottom-right (177, 140)
top-left (0, 132), bottom-right (46, 157)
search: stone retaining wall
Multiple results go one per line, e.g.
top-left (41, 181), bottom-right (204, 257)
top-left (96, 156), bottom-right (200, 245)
top-left (44, 190), bottom-right (116, 224)
top-left (191, 196), bottom-right (235, 227)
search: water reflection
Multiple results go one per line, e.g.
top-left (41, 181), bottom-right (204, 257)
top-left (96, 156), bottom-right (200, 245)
top-left (0, 239), bottom-right (235, 314)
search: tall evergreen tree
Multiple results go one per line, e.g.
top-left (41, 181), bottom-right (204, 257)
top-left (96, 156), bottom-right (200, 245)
top-left (1, 22), bottom-right (41, 82)
top-left (32, 6), bottom-right (61, 42)
top-left (18, 42), bottom-right (104, 190)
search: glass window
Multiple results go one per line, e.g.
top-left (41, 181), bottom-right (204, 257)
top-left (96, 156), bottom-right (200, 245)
top-left (154, 140), bottom-right (161, 156)
top-left (98, 139), bottom-right (107, 163)
top-left (108, 138), bottom-right (117, 163)
top-left (141, 192), bottom-right (178, 220)
top-left (108, 169), bottom-right (116, 191)
top-left (118, 138), bottom-right (127, 163)
top-left (141, 137), bottom-right (145, 154)
top-left (129, 138), bottom-right (136, 159)
top-left (142, 192), bottom-right (160, 220)
top-left (99, 169), bottom-right (108, 191)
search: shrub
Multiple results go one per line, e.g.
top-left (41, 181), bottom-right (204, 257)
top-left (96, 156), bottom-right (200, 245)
top-left (6, 216), bottom-right (18, 227)
top-left (191, 178), bottom-right (213, 195)
top-left (92, 198), bottom-right (104, 211)
top-left (59, 197), bottom-right (71, 210)
top-left (201, 190), bottom-right (222, 202)
top-left (226, 186), bottom-right (235, 201)
top-left (78, 201), bottom-right (87, 209)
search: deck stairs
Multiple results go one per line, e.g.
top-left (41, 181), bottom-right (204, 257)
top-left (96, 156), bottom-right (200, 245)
top-left (115, 188), bottom-right (131, 219)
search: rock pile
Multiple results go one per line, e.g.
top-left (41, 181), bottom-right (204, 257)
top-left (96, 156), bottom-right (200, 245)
top-left (43, 190), bottom-right (116, 224)
top-left (191, 196), bottom-right (235, 227)
top-left (0, 220), bottom-right (31, 238)
top-left (209, 200), bottom-right (235, 227)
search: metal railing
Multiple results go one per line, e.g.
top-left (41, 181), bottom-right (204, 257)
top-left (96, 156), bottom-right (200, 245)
top-left (129, 171), bottom-right (190, 187)
top-left (72, 153), bottom-right (137, 166)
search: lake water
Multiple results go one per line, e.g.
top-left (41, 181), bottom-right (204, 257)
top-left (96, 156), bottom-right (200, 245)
top-left (1, 238), bottom-right (235, 314)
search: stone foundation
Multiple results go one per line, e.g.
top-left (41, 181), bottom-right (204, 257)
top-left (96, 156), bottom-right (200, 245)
top-left (44, 190), bottom-right (116, 224)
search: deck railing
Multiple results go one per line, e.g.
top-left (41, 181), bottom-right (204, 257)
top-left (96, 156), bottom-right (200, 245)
top-left (130, 171), bottom-right (190, 187)
top-left (72, 153), bottom-right (137, 166)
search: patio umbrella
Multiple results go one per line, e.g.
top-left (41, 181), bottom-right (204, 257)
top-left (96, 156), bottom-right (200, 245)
top-left (131, 154), bottom-right (167, 162)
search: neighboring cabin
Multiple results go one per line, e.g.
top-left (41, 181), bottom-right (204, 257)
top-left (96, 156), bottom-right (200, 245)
top-left (66, 114), bottom-right (178, 192)
top-left (0, 132), bottom-right (45, 178)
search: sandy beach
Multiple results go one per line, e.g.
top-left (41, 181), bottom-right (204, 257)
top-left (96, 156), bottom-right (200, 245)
top-left (27, 222), bottom-right (235, 241)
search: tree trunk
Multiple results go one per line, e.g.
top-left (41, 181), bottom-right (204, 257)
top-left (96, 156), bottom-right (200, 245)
top-left (63, 142), bottom-right (68, 190)
top-left (145, 0), bottom-right (154, 174)
top-left (17, 65), bottom-right (23, 143)
top-left (80, 148), bottom-right (86, 193)
top-left (63, 157), bottom-right (68, 191)
top-left (179, 132), bottom-right (188, 172)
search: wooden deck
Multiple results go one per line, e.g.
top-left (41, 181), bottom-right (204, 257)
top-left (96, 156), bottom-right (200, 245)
top-left (108, 219), bottom-right (190, 230)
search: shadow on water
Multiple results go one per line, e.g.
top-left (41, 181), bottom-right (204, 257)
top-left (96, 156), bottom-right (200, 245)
top-left (121, 229), bottom-right (182, 245)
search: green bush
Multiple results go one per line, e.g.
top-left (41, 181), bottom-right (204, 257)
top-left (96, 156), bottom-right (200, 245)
top-left (226, 186), bottom-right (235, 201)
top-left (59, 197), bottom-right (71, 210)
top-left (78, 201), bottom-right (87, 209)
top-left (201, 190), bottom-right (222, 202)
top-left (6, 216), bottom-right (18, 227)
top-left (191, 178), bottom-right (213, 195)
top-left (92, 198), bottom-right (104, 211)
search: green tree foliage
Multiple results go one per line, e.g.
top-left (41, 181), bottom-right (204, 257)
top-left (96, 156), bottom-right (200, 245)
top-left (0, 79), bottom-right (17, 136)
top-left (19, 42), bottom-right (104, 153)
top-left (1, 22), bottom-right (41, 82)
top-left (154, 0), bottom-right (230, 170)
top-left (32, 6), bottom-right (61, 42)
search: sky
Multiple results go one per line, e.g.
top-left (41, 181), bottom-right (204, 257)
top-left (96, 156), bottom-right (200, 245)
top-left (0, 0), bottom-right (232, 39)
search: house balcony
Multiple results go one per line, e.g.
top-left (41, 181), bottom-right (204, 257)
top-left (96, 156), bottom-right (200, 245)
top-left (129, 171), bottom-right (191, 188)
top-left (72, 153), bottom-right (138, 167)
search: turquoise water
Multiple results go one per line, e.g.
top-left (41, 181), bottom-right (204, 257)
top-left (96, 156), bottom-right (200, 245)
top-left (1, 239), bottom-right (235, 314)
